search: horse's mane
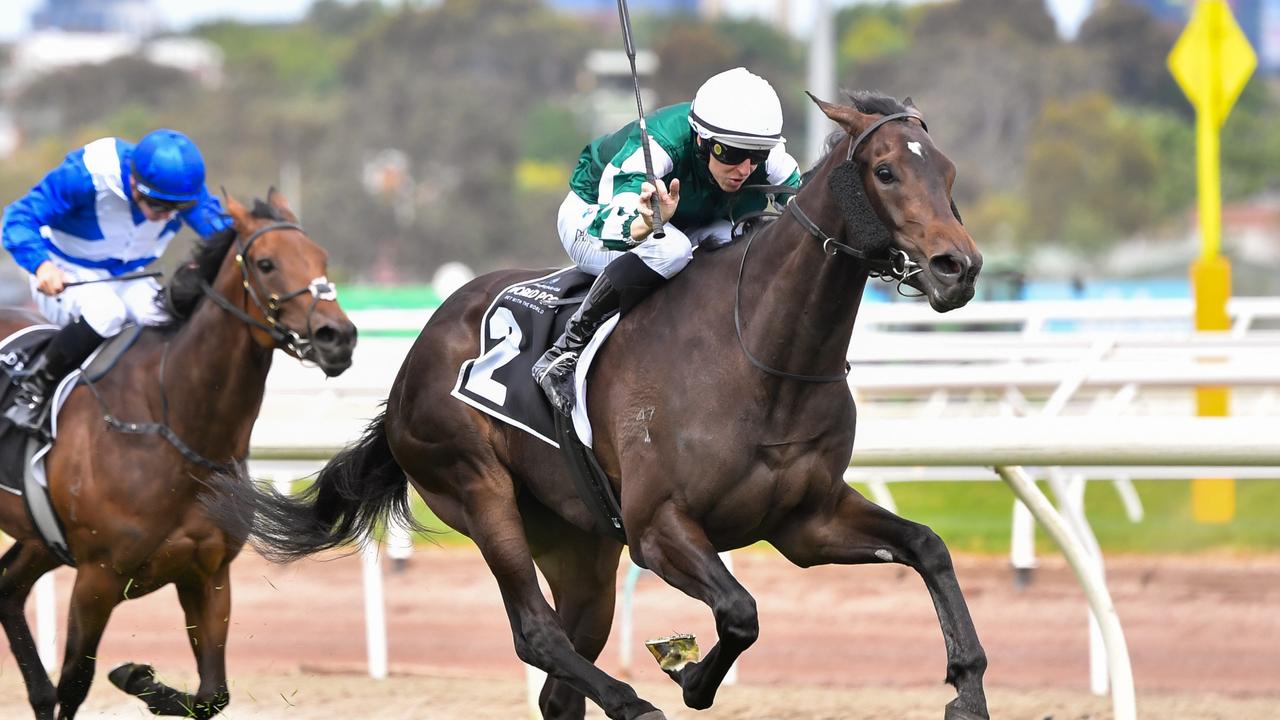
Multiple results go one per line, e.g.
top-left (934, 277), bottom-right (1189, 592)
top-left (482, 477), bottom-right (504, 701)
top-left (154, 199), bottom-right (285, 333)
top-left (802, 90), bottom-right (908, 183)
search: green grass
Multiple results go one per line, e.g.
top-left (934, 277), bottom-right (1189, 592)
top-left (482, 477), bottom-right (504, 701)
top-left (849, 479), bottom-right (1280, 554)
top-left (387, 478), bottom-right (1280, 555)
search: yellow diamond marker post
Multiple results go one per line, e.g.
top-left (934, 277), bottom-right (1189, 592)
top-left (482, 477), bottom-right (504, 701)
top-left (1167, 0), bottom-right (1256, 523)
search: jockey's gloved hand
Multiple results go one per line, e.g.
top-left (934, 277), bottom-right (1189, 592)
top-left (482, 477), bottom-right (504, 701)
top-left (634, 178), bottom-right (680, 242)
top-left (34, 261), bottom-right (67, 296)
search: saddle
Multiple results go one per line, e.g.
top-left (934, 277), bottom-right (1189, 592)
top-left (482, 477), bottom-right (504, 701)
top-left (0, 323), bottom-right (142, 565)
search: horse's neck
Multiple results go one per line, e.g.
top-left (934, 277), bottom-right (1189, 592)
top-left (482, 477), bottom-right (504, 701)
top-left (162, 278), bottom-right (274, 461)
top-left (738, 194), bottom-right (869, 381)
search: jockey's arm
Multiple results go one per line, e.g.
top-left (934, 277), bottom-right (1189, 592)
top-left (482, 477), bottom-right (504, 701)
top-left (1, 152), bottom-right (95, 274)
top-left (588, 138), bottom-right (675, 250)
top-left (179, 186), bottom-right (234, 238)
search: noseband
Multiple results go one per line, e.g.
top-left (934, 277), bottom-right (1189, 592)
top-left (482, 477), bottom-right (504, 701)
top-left (199, 221), bottom-right (338, 361)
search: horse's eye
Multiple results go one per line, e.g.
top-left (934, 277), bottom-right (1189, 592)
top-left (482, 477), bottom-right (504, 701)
top-left (875, 166), bottom-right (895, 184)
top-left (256, 258), bottom-right (276, 273)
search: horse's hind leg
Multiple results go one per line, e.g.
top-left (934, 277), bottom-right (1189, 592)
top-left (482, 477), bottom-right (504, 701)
top-left (413, 462), bottom-right (659, 720)
top-left (0, 543), bottom-right (61, 720)
top-left (770, 489), bottom-right (989, 720)
top-left (109, 564), bottom-right (232, 718)
top-left (632, 505), bottom-right (760, 711)
top-left (527, 504), bottom-right (625, 719)
top-left (55, 565), bottom-right (125, 719)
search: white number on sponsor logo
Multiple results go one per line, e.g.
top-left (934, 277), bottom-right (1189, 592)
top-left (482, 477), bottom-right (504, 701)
top-left (464, 307), bottom-right (523, 405)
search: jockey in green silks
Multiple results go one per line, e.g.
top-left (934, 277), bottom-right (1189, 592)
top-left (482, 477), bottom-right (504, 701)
top-left (533, 67), bottom-right (802, 415)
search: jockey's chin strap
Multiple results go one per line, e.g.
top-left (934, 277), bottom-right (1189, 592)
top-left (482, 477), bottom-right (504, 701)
top-left (198, 221), bottom-right (338, 363)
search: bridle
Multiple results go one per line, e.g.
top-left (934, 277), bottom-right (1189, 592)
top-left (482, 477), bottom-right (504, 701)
top-left (198, 221), bottom-right (338, 362)
top-left (734, 110), bottom-right (931, 384)
top-left (787, 110), bottom-right (928, 283)
top-left (85, 221), bottom-right (339, 473)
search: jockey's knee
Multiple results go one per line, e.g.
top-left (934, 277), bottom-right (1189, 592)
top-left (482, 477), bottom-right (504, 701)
top-left (634, 227), bottom-right (693, 279)
top-left (79, 302), bottom-right (127, 337)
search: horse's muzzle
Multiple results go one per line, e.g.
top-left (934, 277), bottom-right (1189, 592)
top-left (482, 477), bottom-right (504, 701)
top-left (310, 320), bottom-right (357, 377)
top-left (923, 250), bottom-right (981, 312)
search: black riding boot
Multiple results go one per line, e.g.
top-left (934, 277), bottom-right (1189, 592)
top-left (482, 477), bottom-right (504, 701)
top-left (4, 317), bottom-right (104, 434)
top-left (533, 253), bottom-right (665, 415)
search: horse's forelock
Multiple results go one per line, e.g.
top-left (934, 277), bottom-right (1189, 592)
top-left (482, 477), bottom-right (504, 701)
top-left (844, 90), bottom-right (907, 118)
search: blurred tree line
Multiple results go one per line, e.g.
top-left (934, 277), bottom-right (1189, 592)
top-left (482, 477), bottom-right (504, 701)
top-left (0, 0), bottom-right (1276, 282)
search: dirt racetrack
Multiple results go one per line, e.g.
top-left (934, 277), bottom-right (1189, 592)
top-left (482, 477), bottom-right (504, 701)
top-left (0, 546), bottom-right (1276, 719)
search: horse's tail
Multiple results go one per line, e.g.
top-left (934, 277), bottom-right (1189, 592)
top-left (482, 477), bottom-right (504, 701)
top-left (206, 410), bottom-right (420, 563)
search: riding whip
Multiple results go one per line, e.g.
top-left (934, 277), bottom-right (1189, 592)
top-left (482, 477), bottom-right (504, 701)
top-left (616, 0), bottom-right (665, 239)
top-left (63, 270), bottom-right (164, 288)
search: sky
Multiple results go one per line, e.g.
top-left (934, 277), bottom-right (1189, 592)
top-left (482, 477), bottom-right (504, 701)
top-left (0, 0), bottom-right (1094, 41)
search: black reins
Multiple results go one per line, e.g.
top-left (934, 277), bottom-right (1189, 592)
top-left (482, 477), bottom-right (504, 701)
top-left (89, 221), bottom-right (336, 471)
top-left (198, 221), bottom-right (337, 363)
top-left (733, 110), bottom-right (929, 384)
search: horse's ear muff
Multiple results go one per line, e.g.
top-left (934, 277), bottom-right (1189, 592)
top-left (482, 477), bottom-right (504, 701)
top-left (828, 161), bottom-right (892, 256)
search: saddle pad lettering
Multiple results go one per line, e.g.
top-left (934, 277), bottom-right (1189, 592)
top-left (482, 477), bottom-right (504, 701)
top-left (452, 268), bottom-right (597, 447)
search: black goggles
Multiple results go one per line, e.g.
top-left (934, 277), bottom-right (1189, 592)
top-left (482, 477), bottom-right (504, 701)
top-left (709, 140), bottom-right (771, 166)
top-left (140, 195), bottom-right (197, 213)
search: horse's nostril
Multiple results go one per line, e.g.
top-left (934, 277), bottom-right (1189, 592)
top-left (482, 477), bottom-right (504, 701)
top-left (929, 253), bottom-right (964, 279)
top-left (314, 325), bottom-right (338, 346)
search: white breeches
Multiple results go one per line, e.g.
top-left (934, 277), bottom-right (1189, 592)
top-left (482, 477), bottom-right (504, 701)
top-left (557, 191), bottom-right (694, 279)
top-left (31, 256), bottom-right (168, 336)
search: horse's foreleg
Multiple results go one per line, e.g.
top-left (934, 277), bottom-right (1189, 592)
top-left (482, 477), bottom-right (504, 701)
top-left (55, 566), bottom-right (124, 719)
top-left (0, 543), bottom-right (61, 720)
top-left (458, 478), bottom-right (661, 720)
top-left (528, 507), bottom-right (625, 720)
top-left (633, 504), bottom-right (759, 711)
top-left (110, 565), bottom-right (232, 718)
top-left (771, 488), bottom-right (989, 720)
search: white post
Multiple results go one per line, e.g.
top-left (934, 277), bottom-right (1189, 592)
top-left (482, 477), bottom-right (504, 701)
top-left (804, 0), bottom-right (836, 166)
top-left (35, 572), bottom-right (57, 671)
top-left (995, 466), bottom-right (1135, 720)
top-left (619, 560), bottom-right (644, 677)
top-left (271, 472), bottom-right (291, 497)
top-left (1009, 499), bottom-right (1037, 575)
top-left (360, 540), bottom-right (388, 680)
top-left (865, 478), bottom-right (898, 514)
top-left (719, 551), bottom-right (738, 686)
top-left (526, 664), bottom-right (546, 719)
top-left (385, 512), bottom-right (414, 567)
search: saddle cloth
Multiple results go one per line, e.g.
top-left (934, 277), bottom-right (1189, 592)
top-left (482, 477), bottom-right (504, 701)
top-left (0, 322), bottom-right (144, 490)
top-left (0, 322), bottom-right (143, 565)
top-left (451, 267), bottom-right (619, 448)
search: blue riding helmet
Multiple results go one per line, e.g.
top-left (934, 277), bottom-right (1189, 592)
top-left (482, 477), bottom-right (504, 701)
top-left (131, 129), bottom-right (206, 203)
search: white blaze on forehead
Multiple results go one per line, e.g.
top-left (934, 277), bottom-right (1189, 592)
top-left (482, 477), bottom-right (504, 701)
top-left (907, 141), bottom-right (924, 157)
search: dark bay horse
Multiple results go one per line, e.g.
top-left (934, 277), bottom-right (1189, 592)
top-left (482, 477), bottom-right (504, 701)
top-left (224, 94), bottom-right (987, 719)
top-left (0, 190), bottom-right (356, 720)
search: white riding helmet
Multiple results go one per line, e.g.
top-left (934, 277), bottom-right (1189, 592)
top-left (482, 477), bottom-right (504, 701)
top-left (688, 67), bottom-right (785, 150)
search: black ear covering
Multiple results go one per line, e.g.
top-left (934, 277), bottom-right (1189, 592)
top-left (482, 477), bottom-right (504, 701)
top-left (827, 161), bottom-right (892, 256)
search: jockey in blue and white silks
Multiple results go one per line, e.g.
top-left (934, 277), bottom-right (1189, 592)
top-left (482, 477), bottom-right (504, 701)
top-left (1, 129), bottom-right (232, 433)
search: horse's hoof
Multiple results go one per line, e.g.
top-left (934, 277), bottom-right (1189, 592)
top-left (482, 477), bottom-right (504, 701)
top-left (108, 662), bottom-right (154, 695)
top-left (634, 712), bottom-right (667, 720)
top-left (943, 700), bottom-right (989, 720)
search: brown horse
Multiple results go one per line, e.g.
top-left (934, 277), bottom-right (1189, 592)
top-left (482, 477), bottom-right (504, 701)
top-left (222, 94), bottom-right (987, 719)
top-left (0, 190), bottom-right (356, 720)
